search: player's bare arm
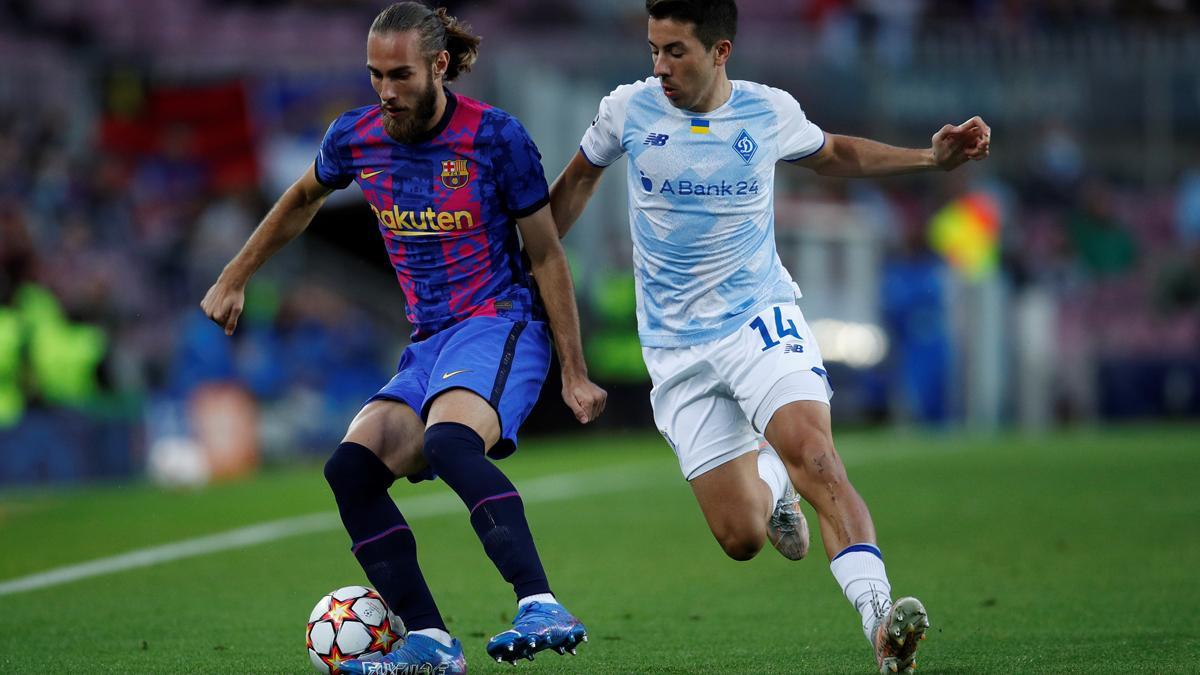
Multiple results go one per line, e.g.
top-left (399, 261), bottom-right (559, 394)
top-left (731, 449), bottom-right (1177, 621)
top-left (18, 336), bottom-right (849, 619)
top-left (548, 150), bottom-right (606, 239)
top-left (516, 204), bottom-right (608, 423)
top-left (795, 116), bottom-right (991, 177)
top-left (200, 164), bottom-right (333, 335)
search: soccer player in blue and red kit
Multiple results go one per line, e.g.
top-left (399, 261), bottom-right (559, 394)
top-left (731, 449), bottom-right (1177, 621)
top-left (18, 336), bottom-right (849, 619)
top-left (201, 3), bottom-right (605, 672)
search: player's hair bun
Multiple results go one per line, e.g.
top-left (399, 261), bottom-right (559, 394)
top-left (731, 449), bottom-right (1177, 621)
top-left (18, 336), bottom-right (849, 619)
top-left (370, 2), bottom-right (481, 82)
top-left (434, 7), bottom-right (480, 82)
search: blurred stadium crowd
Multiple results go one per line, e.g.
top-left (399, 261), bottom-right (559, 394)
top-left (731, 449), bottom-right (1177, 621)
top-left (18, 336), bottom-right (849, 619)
top-left (1, 0), bottom-right (1199, 486)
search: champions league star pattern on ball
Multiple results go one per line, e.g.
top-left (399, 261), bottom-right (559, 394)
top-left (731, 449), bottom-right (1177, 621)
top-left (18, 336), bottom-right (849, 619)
top-left (315, 90), bottom-right (551, 341)
top-left (306, 586), bottom-right (404, 674)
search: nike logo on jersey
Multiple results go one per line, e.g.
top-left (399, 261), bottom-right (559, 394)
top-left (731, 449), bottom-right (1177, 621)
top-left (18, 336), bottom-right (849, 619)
top-left (360, 169), bottom-right (385, 180)
top-left (442, 369), bottom-right (472, 379)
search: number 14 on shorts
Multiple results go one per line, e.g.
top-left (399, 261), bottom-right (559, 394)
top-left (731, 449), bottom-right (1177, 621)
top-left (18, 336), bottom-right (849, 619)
top-left (748, 307), bottom-right (803, 352)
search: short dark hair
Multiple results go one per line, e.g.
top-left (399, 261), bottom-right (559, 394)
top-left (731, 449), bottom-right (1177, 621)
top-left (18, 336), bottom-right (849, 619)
top-left (370, 2), bottom-right (481, 81)
top-left (645, 0), bottom-right (737, 49)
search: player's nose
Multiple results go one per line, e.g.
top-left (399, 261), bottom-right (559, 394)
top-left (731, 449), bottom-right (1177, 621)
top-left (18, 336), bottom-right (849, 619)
top-left (652, 54), bottom-right (670, 78)
top-left (378, 79), bottom-right (399, 103)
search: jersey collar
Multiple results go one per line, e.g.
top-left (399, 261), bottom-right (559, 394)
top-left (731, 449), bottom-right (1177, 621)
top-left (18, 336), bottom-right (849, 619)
top-left (405, 87), bottom-right (457, 145)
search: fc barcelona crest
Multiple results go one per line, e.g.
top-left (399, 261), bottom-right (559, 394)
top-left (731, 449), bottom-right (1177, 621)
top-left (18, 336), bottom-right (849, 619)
top-left (440, 159), bottom-right (471, 190)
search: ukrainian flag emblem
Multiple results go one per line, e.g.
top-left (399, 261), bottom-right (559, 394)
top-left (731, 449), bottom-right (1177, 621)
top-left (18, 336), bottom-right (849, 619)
top-left (690, 119), bottom-right (710, 134)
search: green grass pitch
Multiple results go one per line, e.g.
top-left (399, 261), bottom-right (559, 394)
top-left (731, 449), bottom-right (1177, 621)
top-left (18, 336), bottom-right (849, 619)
top-left (1, 424), bottom-right (1198, 673)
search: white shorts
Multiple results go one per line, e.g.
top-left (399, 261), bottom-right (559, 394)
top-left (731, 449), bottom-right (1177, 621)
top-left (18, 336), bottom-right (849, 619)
top-left (644, 304), bottom-right (833, 481)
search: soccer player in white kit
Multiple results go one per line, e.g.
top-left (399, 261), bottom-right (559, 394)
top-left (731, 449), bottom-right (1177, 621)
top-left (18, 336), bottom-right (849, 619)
top-left (549, 1), bottom-right (990, 672)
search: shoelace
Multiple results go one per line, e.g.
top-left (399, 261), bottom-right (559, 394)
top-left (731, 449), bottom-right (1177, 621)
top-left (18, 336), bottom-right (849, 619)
top-left (515, 602), bottom-right (560, 626)
top-left (391, 635), bottom-right (453, 662)
top-left (868, 598), bottom-right (896, 650)
top-left (770, 496), bottom-right (801, 533)
top-left (385, 642), bottom-right (428, 663)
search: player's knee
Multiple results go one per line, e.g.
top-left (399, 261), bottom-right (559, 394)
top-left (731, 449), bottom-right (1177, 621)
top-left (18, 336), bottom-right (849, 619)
top-left (380, 437), bottom-right (427, 478)
top-left (324, 442), bottom-right (395, 498)
top-left (781, 435), bottom-right (846, 484)
top-left (323, 450), bottom-right (352, 495)
top-left (719, 534), bottom-right (764, 561)
top-left (422, 421), bottom-right (485, 469)
top-left (714, 523), bottom-right (766, 561)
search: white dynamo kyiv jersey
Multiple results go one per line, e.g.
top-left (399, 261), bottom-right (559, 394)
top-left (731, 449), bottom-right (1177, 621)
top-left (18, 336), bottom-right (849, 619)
top-left (580, 77), bottom-right (825, 348)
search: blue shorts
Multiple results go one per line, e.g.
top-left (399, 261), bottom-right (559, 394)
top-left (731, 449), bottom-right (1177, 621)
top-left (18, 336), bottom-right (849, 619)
top-left (369, 316), bottom-right (551, 468)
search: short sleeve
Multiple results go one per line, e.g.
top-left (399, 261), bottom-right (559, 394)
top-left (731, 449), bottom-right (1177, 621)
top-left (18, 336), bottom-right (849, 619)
top-left (493, 116), bottom-right (551, 219)
top-left (314, 117), bottom-right (353, 189)
top-left (579, 89), bottom-right (627, 168)
top-left (774, 91), bottom-right (826, 162)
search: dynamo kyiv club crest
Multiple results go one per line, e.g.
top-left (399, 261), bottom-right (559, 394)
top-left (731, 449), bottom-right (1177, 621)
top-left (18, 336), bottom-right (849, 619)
top-left (440, 159), bottom-right (471, 190)
top-left (732, 129), bottom-right (758, 164)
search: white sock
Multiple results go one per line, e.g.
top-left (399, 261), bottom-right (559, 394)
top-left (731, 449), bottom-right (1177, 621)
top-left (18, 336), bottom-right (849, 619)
top-left (517, 592), bottom-right (557, 609)
top-left (410, 628), bottom-right (454, 648)
top-left (830, 544), bottom-right (893, 643)
top-left (757, 444), bottom-right (789, 505)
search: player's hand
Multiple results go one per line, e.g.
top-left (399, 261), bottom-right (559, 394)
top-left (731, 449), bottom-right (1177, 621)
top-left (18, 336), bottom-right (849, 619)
top-left (561, 371), bottom-right (607, 424)
top-left (932, 116), bottom-right (991, 170)
top-left (200, 277), bottom-right (246, 336)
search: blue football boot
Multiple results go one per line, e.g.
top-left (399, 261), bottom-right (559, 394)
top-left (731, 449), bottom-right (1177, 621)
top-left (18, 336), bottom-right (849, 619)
top-left (339, 633), bottom-right (467, 675)
top-left (486, 601), bottom-right (588, 664)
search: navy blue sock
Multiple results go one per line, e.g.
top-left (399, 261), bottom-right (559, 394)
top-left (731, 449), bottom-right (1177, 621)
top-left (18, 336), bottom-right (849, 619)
top-left (423, 422), bottom-right (552, 600)
top-left (324, 442), bottom-right (446, 632)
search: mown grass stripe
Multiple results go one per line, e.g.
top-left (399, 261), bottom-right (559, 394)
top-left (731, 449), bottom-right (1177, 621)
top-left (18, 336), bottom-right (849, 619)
top-left (0, 461), bottom-right (665, 597)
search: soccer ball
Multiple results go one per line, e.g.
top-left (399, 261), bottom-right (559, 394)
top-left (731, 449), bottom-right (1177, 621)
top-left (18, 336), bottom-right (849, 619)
top-left (306, 585), bottom-right (405, 673)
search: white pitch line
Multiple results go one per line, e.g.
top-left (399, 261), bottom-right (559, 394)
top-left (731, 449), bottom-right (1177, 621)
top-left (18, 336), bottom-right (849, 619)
top-left (0, 461), bottom-right (666, 598)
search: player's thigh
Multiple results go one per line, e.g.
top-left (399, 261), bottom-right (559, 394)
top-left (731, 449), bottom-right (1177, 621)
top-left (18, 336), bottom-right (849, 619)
top-left (688, 450), bottom-right (770, 543)
top-left (717, 303), bottom-right (834, 434)
top-left (763, 398), bottom-right (842, 476)
top-left (342, 399), bottom-right (427, 478)
top-left (645, 345), bottom-right (760, 481)
top-left (425, 388), bottom-right (501, 449)
top-left (423, 318), bottom-right (549, 456)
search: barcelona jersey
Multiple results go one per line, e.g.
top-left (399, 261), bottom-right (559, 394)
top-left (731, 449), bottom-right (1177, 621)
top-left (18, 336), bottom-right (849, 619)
top-left (314, 90), bottom-right (550, 341)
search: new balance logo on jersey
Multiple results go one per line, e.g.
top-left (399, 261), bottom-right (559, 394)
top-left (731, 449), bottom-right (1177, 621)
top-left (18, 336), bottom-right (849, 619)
top-left (784, 343), bottom-right (805, 354)
top-left (643, 133), bottom-right (670, 146)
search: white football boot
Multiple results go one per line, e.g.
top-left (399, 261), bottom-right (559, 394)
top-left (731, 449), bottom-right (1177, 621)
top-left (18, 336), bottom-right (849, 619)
top-left (766, 483), bottom-right (810, 560)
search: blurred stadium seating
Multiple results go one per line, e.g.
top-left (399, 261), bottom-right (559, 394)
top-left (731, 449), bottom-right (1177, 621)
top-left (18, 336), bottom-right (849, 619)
top-left (1, 0), bottom-right (1198, 485)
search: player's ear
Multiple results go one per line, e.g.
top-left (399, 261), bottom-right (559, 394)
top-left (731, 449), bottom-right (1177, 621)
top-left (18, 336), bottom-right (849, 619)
top-left (712, 39), bottom-right (732, 67)
top-left (433, 49), bottom-right (449, 81)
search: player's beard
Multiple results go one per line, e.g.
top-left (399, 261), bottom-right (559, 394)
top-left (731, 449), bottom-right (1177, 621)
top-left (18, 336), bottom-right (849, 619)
top-left (383, 76), bottom-right (439, 144)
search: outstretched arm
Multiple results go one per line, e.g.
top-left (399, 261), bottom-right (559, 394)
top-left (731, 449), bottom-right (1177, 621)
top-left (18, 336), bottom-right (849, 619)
top-left (549, 150), bottom-right (607, 239)
top-left (200, 164), bottom-right (333, 335)
top-left (517, 204), bottom-right (607, 424)
top-left (795, 116), bottom-right (991, 177)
